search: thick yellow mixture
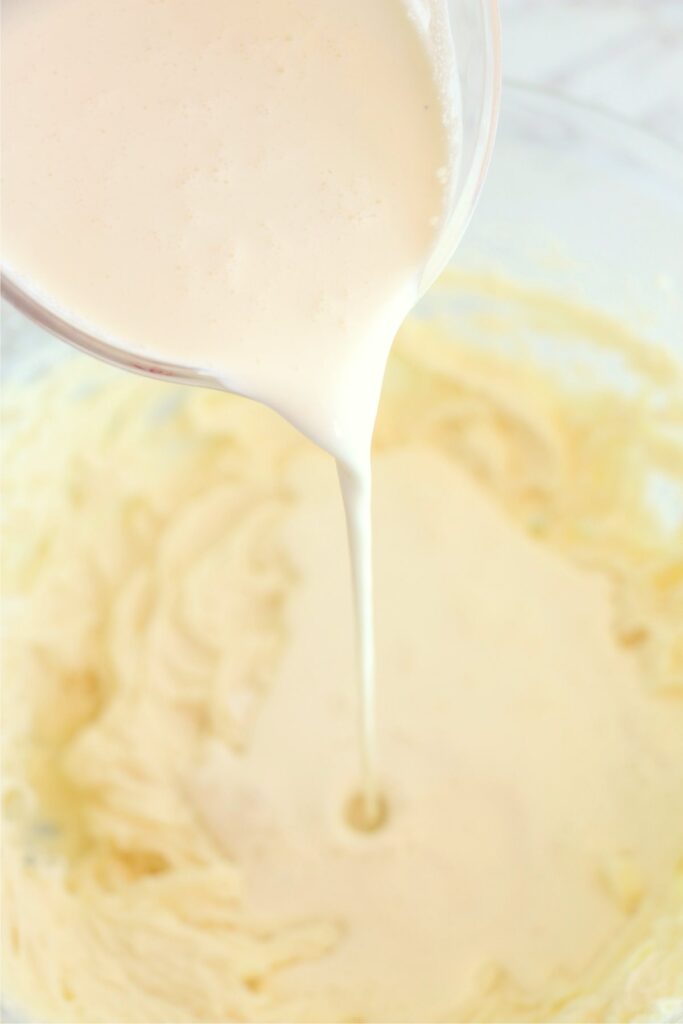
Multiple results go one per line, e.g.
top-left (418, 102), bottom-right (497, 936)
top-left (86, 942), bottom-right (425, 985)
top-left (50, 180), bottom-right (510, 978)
top-left (2, 275), bottom-right (682, 1023)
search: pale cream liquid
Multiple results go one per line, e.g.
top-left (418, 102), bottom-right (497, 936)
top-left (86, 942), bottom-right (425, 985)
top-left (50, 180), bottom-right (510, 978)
top-left (2, 0), bottom-right (454, 821)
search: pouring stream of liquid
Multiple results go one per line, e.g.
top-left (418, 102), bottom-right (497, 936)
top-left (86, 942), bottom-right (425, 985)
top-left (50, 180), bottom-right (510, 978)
top-left (2, 0), bottom-right (457, 825)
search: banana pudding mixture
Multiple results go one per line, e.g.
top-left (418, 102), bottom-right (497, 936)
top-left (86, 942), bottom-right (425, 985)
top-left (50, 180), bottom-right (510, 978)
top-left (3, 276), bottom-right (682, 1023)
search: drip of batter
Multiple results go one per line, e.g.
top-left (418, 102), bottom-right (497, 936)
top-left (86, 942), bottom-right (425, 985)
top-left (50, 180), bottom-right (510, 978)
top-left (1, 0), bottom-right (458, 823)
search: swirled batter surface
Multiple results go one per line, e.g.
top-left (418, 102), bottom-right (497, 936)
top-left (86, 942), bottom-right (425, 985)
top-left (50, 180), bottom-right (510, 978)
top-left (2, 276), bottom-right (683, 1023)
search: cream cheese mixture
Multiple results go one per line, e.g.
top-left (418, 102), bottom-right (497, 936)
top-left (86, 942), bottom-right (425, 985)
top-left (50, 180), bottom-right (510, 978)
top-left (2, 276), bottom-right (683, 1022)
top-left (2, 1), bottom-right (683, 1022)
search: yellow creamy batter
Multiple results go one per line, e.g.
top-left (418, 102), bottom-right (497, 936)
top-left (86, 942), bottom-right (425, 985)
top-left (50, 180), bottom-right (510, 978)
top-left (2, 274), bottom-right (682, 1023)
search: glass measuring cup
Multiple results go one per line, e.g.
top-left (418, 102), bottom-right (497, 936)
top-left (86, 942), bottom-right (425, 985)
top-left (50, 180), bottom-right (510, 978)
top-left (0, 0), bottom-right (502, 389)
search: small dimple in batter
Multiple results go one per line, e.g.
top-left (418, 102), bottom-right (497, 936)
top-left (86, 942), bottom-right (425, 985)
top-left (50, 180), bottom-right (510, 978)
top-left (2, 276), bottom-right (683, 1023)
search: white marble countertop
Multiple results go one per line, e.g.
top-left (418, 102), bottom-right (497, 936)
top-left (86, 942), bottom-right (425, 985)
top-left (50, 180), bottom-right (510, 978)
top-left (501, 0), bottom-right (683, 145)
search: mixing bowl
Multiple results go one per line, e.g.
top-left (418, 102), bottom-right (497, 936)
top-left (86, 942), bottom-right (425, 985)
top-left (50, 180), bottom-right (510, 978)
top-left (2, 83), bottom-right (682, 1023)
